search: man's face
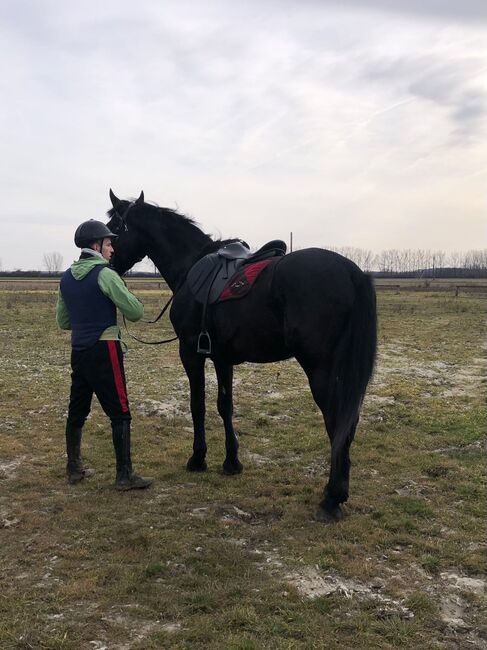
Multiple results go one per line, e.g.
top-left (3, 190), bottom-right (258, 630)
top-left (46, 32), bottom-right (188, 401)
top-left (101, 238), bottom-right (114, 261)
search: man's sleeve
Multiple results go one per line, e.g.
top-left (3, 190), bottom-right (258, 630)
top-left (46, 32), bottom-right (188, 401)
top-left (55, 289), bottom-right (71, 329)
top-left (98, 267), bottom-right (144, 322)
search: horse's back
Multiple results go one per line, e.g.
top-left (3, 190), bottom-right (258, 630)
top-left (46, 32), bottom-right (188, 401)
top-left (273, 247), bottom-right (361, 307)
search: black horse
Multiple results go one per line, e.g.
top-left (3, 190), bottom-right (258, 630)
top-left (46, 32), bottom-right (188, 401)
top-left (107, 190), bottom-right (377, 522)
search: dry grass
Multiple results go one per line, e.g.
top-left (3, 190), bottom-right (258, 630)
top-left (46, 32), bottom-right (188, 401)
top-left (0, 280), bottom-right (485, 649)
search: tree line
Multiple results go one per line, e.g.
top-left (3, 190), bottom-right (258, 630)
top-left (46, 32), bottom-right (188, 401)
top-left (320, 247), bottom-right (487, 277)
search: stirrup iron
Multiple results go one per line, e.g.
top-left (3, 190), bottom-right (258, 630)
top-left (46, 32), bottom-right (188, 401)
top-left (197, 330), bottom-right (212, 355)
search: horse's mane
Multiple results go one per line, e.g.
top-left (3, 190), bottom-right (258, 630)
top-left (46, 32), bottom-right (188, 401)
top-left (107, 201), bottom-right (243, 256)
top-left (107, 201), bottom-right (198, 228)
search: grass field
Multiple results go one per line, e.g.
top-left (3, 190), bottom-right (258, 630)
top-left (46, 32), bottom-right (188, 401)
top-left (0, 279), bottom-right (485, 649)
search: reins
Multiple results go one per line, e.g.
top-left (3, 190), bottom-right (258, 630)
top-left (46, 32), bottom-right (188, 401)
top-left (122, 292), bottom-right (178, 346)
top-left (122, 283), bottom-right (185, 346)
top-left (122, 313), bottom-right (179, 345)
top-left (123, 278), bottom-right (191, 345)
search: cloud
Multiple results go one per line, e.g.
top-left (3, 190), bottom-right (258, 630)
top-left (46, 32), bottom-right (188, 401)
top-left (0, 0), bottom-right (486, 269)
top-left (325, 0), bottom-right (487, 23)
top-left (357, 48), bottom-right (487, 141)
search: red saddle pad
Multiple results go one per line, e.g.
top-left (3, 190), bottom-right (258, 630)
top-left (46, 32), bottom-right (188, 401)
top-left (218, 259), bottom-right (274, 302)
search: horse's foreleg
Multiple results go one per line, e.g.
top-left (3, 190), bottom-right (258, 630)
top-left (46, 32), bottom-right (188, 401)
top-left (214, 361), bottom-right (243, 475)
top-left (181, 348), bottom-right (207, 472)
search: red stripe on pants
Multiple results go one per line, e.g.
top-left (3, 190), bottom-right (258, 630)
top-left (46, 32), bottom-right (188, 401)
top-left (107, 341), bottom-right (129, 413)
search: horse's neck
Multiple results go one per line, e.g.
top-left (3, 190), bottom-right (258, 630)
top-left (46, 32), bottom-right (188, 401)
top-left (144, 216), bottom-right (211, 291)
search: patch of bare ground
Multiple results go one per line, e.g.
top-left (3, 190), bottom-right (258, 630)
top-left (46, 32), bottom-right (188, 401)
top-left (243, 450), bottom-right (274, 466)
top-left (303, 458), bottom-right (327, 478)
top-left (431, 440), bottom-right (486, 455)
top-left (435, 572), bottom-right (486, 646)
top-left (231, 541), bottom-right (416, 618)
top-left (269, 543), bottom-right (486, 645)
top-left (372, 343), bottom-right (486, 398)
top-left (98, 607), bottom-right (166, 650)
top-left (224, 529), bottom-right (487, 646)
top-left (0, 456), bottom-right (26, 479)
top-left (191, 503), bottom-right (283, 526)
top-left (0, 509), bottom-right (20, 529)
top-left (46, 603), bottom-right (174, 650)
top-left (286, 566), bottom-right (415, 619)
top-left (136, 397), bottom-right (188, 419)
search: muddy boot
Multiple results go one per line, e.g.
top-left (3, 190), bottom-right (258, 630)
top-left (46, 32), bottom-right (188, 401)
top-left (66, 424), bottom-right (95, 484)
top-left (112, 421), bottom-right (153, 491)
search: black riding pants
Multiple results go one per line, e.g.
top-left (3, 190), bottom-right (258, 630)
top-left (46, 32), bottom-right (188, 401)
top-left (67, 340), bottom-right (131, 428)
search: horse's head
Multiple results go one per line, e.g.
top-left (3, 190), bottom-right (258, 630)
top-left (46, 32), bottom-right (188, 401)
top-left (106, 189), bottom-right (147, 274)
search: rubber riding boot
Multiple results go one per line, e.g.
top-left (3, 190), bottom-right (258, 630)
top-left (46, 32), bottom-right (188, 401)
top-left (112, 421), bottom-right (153, 491)
top-left (66, 424), bottom-right (95, 484)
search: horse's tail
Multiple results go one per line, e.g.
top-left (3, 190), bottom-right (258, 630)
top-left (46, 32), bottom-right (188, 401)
top-left (327, 270), bottom-right (377, 466)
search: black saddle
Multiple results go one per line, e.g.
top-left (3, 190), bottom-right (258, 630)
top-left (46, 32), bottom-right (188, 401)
top-left (187, 239), bottom-right (286, 305)
top-left (186, 239), bottom-right (287, 354)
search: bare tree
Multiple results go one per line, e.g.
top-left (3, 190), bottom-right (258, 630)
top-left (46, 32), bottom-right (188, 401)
top-left (323, 246), bottom-right (375, 272)
top-left (305, 244), bottom-right (487, 276)
top-left (464, 249), bottom-right (487, 270)
top-left (43, 251), bottom-right (64, 274)
top-left (447, 251), bottom-right (462, 269)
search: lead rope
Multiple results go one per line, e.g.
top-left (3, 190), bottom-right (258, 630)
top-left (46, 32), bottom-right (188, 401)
top-left (122, 283), bottom-right (180, 345)
top-left (122, 313), bottom-right (179, 345)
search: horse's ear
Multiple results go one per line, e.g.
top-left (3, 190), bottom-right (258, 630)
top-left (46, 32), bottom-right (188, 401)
top-left (109, 188), bottom-right (121, 209)
top-left (136, 190), bottom-right (145, 204)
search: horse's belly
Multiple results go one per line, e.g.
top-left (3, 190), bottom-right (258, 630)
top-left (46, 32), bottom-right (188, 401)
top-left (212, 305), bottom-right (290, 364)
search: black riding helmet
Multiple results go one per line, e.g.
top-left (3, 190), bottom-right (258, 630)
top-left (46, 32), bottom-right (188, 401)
top-left (74, 220), bottom-right (118, 248)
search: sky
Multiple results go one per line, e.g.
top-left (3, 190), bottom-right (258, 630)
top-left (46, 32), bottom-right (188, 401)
top-left (0, 0), bottom-right (486, 271)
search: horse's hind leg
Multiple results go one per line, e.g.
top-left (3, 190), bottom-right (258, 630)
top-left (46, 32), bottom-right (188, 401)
top-left (303, 363), bottom-right (357, 522)
top-left (214, 360), bottom-right (243, 475)
top-left (180, 346), bottom-right (207, 472)
top-left (316, 416), bottom-right (358, 522)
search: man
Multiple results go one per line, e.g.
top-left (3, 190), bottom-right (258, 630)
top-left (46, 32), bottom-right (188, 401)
top-left (56, 219), bottom-right (152, 491)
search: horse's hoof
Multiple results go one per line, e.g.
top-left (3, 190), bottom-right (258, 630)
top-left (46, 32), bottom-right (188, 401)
top-left (186, 456), bottom-right (207, 472)
top-left (313, 504), bottom-right (344, 523)
top-left (222, 459), bottom-right (243, 475)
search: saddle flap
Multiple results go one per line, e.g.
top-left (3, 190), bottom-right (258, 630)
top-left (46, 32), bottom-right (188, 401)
top-left (186, 253), bottom-right (220, 303)
top-left (187, 254), bottom-right (240, 304)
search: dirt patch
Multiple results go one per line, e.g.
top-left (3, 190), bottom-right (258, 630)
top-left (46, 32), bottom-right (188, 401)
top-left (374, 343), bottom-right (486, 398)
top-left (100, 612), bottom-right (161, 649)
top-left (285, 566), bottom-right (414, 618)
top-left (303, 459), bottom-right (327, 478)
top-left (243, 451), bottom-right (274, 467)
top-left (437, 572), bottom-right (486, 633)
top-left (365, 395), bottom-right (395, 405)
top-left (191, 503), bottom-right (282, 526)
top-left (246, 543), bottom-right (415, 619)
top-left (393, 480), bottom-right (430, 496)
top-left (244, 541), bottom-right (486, 642)
top-left (136, 398), bottom-right (188, 418)
top-left (0, 457), bottom-right (25, 479)
top-left (431, 440), bottom-right (485, 455)
top-left (0, 514), bottom-right (20, 529)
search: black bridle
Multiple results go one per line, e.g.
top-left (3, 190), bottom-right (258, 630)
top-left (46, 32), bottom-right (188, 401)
top-left (112, 199), bottom-right (135, 232)
top-left (112, 200), bottom-right (180, 345)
